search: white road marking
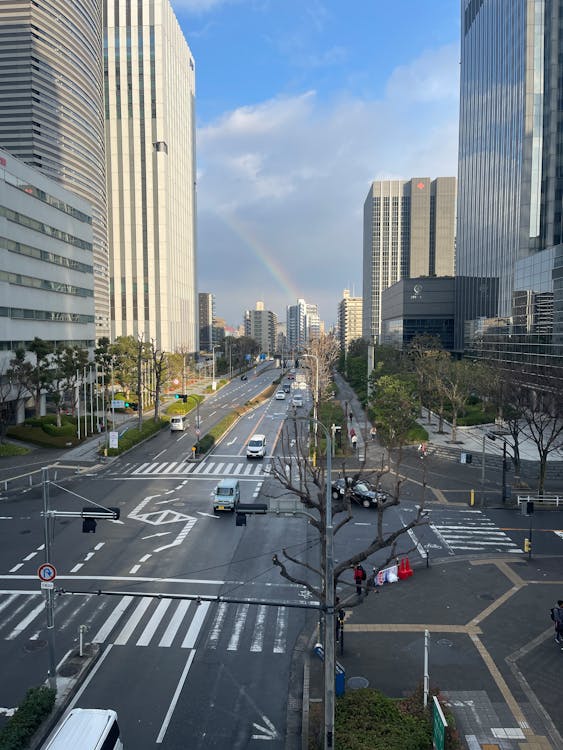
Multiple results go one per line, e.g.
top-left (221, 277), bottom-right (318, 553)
top-left (181, 601), bottom-right (210, 648)
top-left (207, 602), bottom-right (228, 649)
top-left (228, 603), bottom-right (249, 650)
top-left (6, 601), bottom-right (45, 639)
top-left (156, 650), bottom-right (196, 743)
top-left (23, 553), bottom-right (37, 562)
top-left (273, 607), bottom-right (287, 653)
top-left (153, 449), bottom-right (167, 461)
top-left (70, 564), bottom-right (83, 573)
top-left (159, 600), bottom-right (191, 647)
top-left (9, 564), bottom-right (23, 573)
top-left (250, 605), bottom-right (267, 652)
top-left (141, 532), bottom-right (171, 539)
top-left (114, 597), bottom-right (152, 645)
top-left (136, 599), bottom-right (172, 646)
top-left (92, 596), bottom-right (134, 642)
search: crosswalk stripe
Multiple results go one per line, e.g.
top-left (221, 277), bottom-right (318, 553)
top-left (115, 597), bottom-right (152, 645)
top-left (207, 602), bottom-right (228, 650)
top-left (228, 603), bottom-right (249, 651)
top-left (243, 464), bottom-right (254, 475)
top-left (136, 599), bottom-right (172, 646)
top-left (6, 601), bottom-right (44, 640)
top-left (214, 463), bottom-right (225, 474)
top-left (133, 463), bottom-right (150, 474)
top-left (224, 463), bottom-right (234, 474)
top-left (92, 596), bottom-right (134, 643)
top-left (192, 462), bottom-right (206, 474)
top-left (233, 463), bottom-right (243, 475)
top-left (181, 601), bottom-right (210, 648)
top-left (273, 606), bottom-right (288, 653)
top-left (0, 593), bottom-right (18, 616)
top-left (144, 463), bottom-right (160, 474)
top-left (159, 600), bottom-right (191, 647)
top-left (163, 462), bottom-right (178, 473)
top-left (202, 463), bottom-right (216, 475)
top-left (250, 605), bottom-right (267, 652)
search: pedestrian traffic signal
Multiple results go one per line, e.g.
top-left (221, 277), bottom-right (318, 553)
top-left (81, 506), bottom-right (120, 533)
top-left (82, 518), bottom-right (97, 533)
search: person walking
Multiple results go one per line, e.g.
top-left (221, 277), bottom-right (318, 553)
top-left (351, 433), bottom-right (358, 450)
top-left (551, 599), bottom-right (563, 645)
top-left (370, 426), bottom-right (377, 440)
top-left (353, 563), bottom-right (366, 594)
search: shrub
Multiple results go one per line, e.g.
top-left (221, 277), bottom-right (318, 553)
top-left (42, 422), bottom-right (75, 437)
top-left (0, 443), bottom-right (30, 457)
top-left (0, 685), bottom-right (56, 750)
top-left (102, 418), bottom-right (167, 456)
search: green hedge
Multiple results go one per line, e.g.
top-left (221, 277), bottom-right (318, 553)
top-left (102, 418), bottom-right (168, 456)
top-left (0, 443), bottom-right (30, 457)
top-left (7, 424), bottom-right (79, 448)
top-left (166, 395), bottom-right (203, 417)
top-left (0, 685), bottom-right (56, 750)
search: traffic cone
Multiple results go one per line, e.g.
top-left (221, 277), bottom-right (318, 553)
top-left (404, 557), bottom-right (414, 577)
top-left (397, 558), bottom-right (407, 580)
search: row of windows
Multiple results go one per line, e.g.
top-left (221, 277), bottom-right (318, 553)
top-left (0, 338), bottom-right (94, 352)
top-left (0, 206), bottom-right (93, 251)
top-left (0, 236), bottom-right (93, 274)
top-left (2, 168), bottom-right (92, 224)
top-left (0, 307), bottom-right (94, 324)
top-left (0, 269), bottom-right (93, 297)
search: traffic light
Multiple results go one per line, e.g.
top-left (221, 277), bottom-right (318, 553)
top-left (175, 394), bottom-right (188, 403)
top-left (81, 506), bottom-right (120, 533)
top-left (124, 401), bottom-right (130, 407)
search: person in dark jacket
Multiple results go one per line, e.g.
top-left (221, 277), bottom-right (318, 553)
top-left (353, 564), bottom-right (365, 594)
top-left (552, 599), bottom-right (563, 645)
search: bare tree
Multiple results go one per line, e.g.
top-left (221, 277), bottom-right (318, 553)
top-left (269, 418), bottom-right (428, 609)
top-left (304, 334), bottom-right (340, 401)
top-left (435, 359), bottom-right (477, 443)
top-left (148, 339), bottom-right (167, 422)
top-left (0, 360), bottom-right (30, 440)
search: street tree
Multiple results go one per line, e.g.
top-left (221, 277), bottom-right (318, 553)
top-left (0, 359), bottom-right (30, 440)
top-left (148, 339), bottom-right (167, 422)
top-left (51, 345), bottom-right (90, 422)
top-left (435, 358), bottom-right (477, 443)
top-left (268, 417), bottom-right (428, 610)
top-left (369, 375), bottom-right (420, 473)
top-left (304, 334), bottom-right (340, 401)
top-left (27, 338), bottom-right (55, 417)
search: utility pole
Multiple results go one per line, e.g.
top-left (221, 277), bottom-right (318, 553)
top-left (367, 334), bottom-right (376, 399)
top-left (41, 468), bottom-right (57, 690)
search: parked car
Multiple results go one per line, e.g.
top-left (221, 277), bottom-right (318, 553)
top-left (331, 477), bottom-right (387, 508)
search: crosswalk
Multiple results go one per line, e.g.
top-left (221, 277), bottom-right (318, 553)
top-left (110, 460), bottom-right (271, 478)
top-left (430, 510), bottom-right (523, 554)
top-left (0, 591), bottom-right (291, 654)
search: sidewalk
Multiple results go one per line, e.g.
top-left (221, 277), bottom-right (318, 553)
top-left (306, 555), bottom-right (562, 750)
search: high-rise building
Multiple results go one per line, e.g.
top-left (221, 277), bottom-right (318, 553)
top-left (0, 149), bottom-right (95, 369)
top-left (305, 303), bottom-right (321, 341)
top-left (338, 289), bottom-right (363, 353)
top-left (362, 177), bottom-right (456, 341)
top-left (104, 0), bottom-right (197, 353)
top-left (198, 292), bottom-right (214, 353)
top-left (456, 0), bottom-right (563, 384)
top-left (0, 0), bottom-right (109, 340)
top-left (287, 299), bottom-right (307, 352)
top-left (244, 301), bottom-right (277, 354)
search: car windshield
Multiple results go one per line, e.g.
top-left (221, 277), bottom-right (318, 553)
top-left (249, 440), bottom-right (262, 447)
top-left (355, 482), bottom-right (371, 493)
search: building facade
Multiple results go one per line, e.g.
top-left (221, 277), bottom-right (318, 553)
top-left (0, 148), bottom-right (95, 364)
top-left (456, 0), bottom-right (563, 384)
top-left (287, 299), bottom-right (307, 352)
top-left (198, 292), bottom-right (214, 353)
top-left (0, 0), bottom-right (109, 341)
top-left (362, 177), bottom-right (456, 342)
top-left (337, 289), bottom-right (363, 353)
top-left (104, 0), bottom-right (197, 353)
top-left (244, 301), bottom-right (277, 354)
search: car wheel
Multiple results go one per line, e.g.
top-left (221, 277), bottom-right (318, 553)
top-left (362, 498), bottom-right (371, 508)
top-left (332, 490), bottom-right (341, 500)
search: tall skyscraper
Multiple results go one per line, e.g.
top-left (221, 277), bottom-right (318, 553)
top-left (0, 0), bottom-right (109, 341)
top-left (244, 301), bottom-right (277, 354)
top-left (287, 299), bottom-right (307, 352)
top-left (198, 292), bottom-right (214, 353)
top-left (338, 289), bottom-right (363, 353)
top-left (104, 0), bottom-right (197, 353)
top-left (362, 177), bottom-right (456, 341)
top-left (456, 0), bottom-right (563, 383)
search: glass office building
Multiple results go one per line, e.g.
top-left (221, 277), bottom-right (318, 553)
top-left (456, 0), bottom-right (563, 384)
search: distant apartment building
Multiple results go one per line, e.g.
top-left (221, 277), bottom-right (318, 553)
top-left (0, 0), bottom-right (109, 340)
top-left (0, 149), bottom-right (95, 419)
top-left (456, 0), bottom-right (563, 385)
top-left (198, 293), bottom-right (215, 352)
top-left (338, 289), bottom-right (363, 353)
top-left (362, 177), bottom-right (456, 342)
top-left (306, 303), bottom-right (321, 341)
top-left (287, 299), bottom-right (307, 351)
top-left (244, 301), bottom-right (277, 354)
top-left (104, 0), bottom-right (197, 353)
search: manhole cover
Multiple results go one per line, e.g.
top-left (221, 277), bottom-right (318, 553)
top-left (347, 676), bottom-right (369, 690)
top-left (436, 639), bottom-right (453, 647)
top-left (24, 639), bottom-right (47, 653)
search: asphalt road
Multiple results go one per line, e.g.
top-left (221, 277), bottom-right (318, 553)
top-left (1, 368), bottom-right (562, 748)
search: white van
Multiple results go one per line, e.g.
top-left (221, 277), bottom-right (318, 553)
top-left (292, 393), bottom-right (304, 407)
top-left (213, 478), bottom-right (240, 512)
top-left (43, 708), bottom-right (123, 750)
top-left (170, 414), bottom-right (189, 432)
top-left (246, 433), bottom-right (266, 459)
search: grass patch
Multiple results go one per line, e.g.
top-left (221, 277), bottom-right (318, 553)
top-left (0, 443), bottom-right (30, 457)
top-left (165, 395), bottom-right (204, 417)
top-left (102, 418), bottom-right (168, 456)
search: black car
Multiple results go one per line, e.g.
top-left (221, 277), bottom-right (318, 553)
top-left (282, 383), bottom-right (291, 393)
top-left (240, 374), bottom-right (248, 381)
top-left (331, 478), bottom-right (386, 508)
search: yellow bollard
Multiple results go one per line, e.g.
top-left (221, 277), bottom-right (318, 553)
top-left (469, 489), bottom-right (475, 506)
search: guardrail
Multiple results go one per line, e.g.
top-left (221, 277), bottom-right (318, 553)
top-left (517, 495), bottom-right (563, 509)
top-left (0, 464), bottom-right (87, 499)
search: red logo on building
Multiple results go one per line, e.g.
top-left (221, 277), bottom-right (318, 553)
top-left (416, 182), bottom-right (425, 190)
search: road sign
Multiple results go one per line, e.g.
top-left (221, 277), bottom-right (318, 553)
top-left (38, 563), bottom-right (57, 582)
top-left (111, 399), bottom-right (125, 408)
top-left (109, 430), bottom-right (119, 448)
top-left (173, 378), bottom-right (179, 385)
top-left (41, 581), bottom-right (54, 590)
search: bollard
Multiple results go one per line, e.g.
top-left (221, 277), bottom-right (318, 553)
top-left (469, 489), bottom-right (475, 506)
top-left (79, 624), bottom-right (89, 656)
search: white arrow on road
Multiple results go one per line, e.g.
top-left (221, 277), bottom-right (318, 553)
top-left (251, 715), bottom-right (279, 740)
top-left (141, 532), bottom-right (171, 539)
top-left (227, 437), bottom-right (238, 446)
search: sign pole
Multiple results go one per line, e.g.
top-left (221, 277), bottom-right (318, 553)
top-left (42, 467), bottom-right (57, 690)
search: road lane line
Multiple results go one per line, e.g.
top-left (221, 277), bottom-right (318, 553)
top-left (92, 595), bottom-right (134, 643)
top-left (136, 599), bottom-right (172, 646)
top-left (132, 462), bottom-right (150, 474)
top-left (156, 650), bottom-right (196, 744)
top-left (114, 596), bottom-right (152, 645)
top-left (159, 600), bottom-right (191, 647)
top-left (9, 563), bottom-right (23, 573)
top-left (153, 449), bottom-right (167, 461)
top-left (181, 601), bottom-right (210, 648)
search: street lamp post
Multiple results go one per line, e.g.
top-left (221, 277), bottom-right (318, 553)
top-left (211, 344), bottom-right (219, 391)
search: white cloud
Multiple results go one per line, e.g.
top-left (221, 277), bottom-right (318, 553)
top-left (196, 43), bottom-right (461, 326)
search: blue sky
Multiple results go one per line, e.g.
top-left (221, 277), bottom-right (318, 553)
top-left (171, 0), bottom-right (461, 329)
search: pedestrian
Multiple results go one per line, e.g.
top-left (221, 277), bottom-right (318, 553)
top-left (551, 599), bottom-right (563, 645)
top-left (349, 411), bottom-right (353, 422)
top-left (370, 426), bottom-right (377, 440)
top-left (351, 434), bottom-right (358, 450)
top-left (353, 563), bottom-right (366, 594)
